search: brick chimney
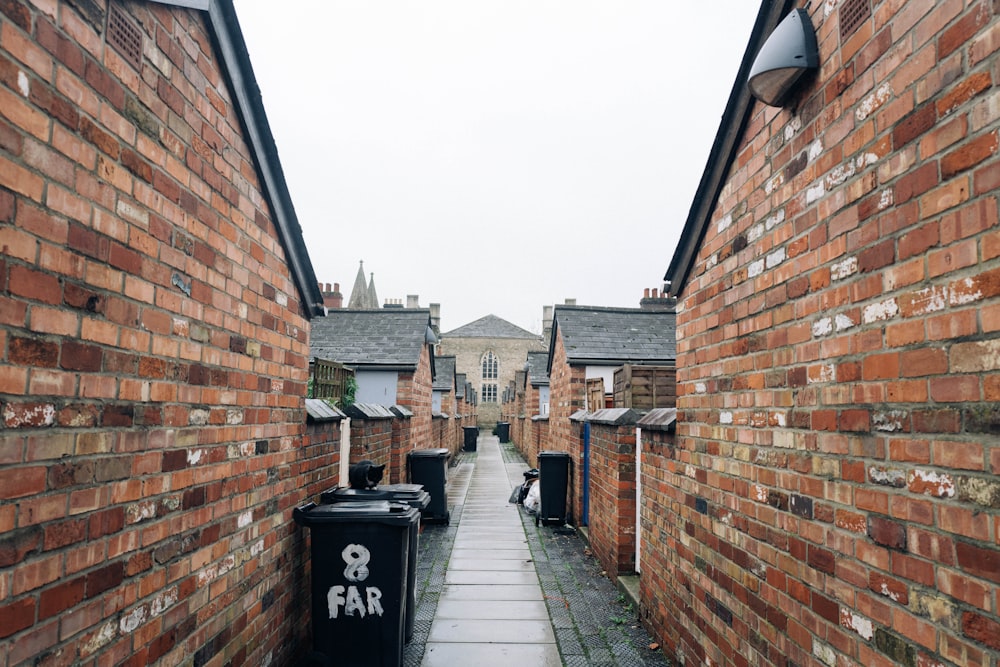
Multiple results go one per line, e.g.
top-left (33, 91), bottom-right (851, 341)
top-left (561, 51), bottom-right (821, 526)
top-left (320, 282), bottom-right (343, 309)
top-left (640, 284), bottom-right (676, 311)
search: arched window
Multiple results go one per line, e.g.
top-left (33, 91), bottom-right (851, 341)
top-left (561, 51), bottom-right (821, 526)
top-left (481, 351), bottom-right (499, 403)
top-left (481, 351), bottom-right (499, 380)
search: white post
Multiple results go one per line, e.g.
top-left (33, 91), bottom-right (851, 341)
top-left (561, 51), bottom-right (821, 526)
top-left (338, 417), bottom-right (351, 488)
top-left (635, 426), bottom-right (642, 574)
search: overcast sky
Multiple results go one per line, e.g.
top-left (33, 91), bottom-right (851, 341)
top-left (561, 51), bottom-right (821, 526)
top-left (233, 1), bottom-right (761, 334)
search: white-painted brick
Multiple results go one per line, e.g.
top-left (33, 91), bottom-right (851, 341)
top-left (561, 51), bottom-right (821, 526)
top-left (856, 83), bottom-right (893, 121)
top-left (766, 173), bottom-right (784, 195)
top-left (863, 298), bottom-right (899, 323)
top-left (809, 139), bottom-right (823, 161)
top-left (717, 214), bottom-right (733, 233)
top-left (835, 313), bottom-right (855, 331)
top-left (830, 257), bottom-right (858, 281)
top-left (806, 181), bottom-right (825, 204)
top-left (766, 247), bottom-right (786, 269)
top-left (766, 209), bottom-right (785, 230)
top-left (826, 162), bottom-right (857, 188)
top-left (812, 317), bottom-right (833, 337)
top-left (748, 259), bottom-right (765, 278)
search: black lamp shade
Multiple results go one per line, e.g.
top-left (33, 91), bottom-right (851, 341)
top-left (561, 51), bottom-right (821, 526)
top-left (748, 9), bottom-right (819, 107)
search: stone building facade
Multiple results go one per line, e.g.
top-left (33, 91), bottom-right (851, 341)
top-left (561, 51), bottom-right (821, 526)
top-left (438, 314), bottom-right (545, 428)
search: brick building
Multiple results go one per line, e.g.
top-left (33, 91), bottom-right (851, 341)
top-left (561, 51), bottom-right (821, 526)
top-left (546, 305), bottom-right (677, 526)
top-left (438, 314), bottom-right (546, 429)
top-left (0, 0), bottom-right (330, 664)
top-left (310, 309), bottom-right (437, 458)
top-left (646, 1), bottom-right (1000, 666)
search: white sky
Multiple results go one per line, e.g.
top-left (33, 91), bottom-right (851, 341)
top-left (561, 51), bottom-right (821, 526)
top-left (233, 1), bottom-right (761, 334)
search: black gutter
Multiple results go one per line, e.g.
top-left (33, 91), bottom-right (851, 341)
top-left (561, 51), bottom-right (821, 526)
top-left (153, 0), bottom-right (325, 318)
top-left (664, 0), bottom-right (795, 298)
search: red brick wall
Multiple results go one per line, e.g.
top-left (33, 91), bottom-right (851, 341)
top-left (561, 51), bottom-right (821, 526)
top-left (0, 2), bottom-right (330, 664)
top-left (647, 2), bottom-right (1000, 666)
top-left (349, 417), bottom-right (392, 475)
top-left (636, 423), bottom-right (679, 656)
top-left (389, 414), bottom-right (411, 483)
top-left (546, 333), bottom-right (587, 523)
top-left (587, 419), bottom-right (638, 577)
top-left (396, 345), bottom-right (433, 452)
top-left (304, 420), bottom-right (344, 497)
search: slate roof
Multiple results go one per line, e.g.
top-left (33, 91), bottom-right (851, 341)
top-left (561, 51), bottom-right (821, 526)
top-left (153, 0), bottom-right (324, 317)
top-left (433, 356), bottom-right (456, 392)
top-left (664, 0), bottom-right (793, 297)
top-left (310, 309), bottom-right (435, 370)
top-left (442, 314), bottom-right (540, 340)
top-left (549, 305), bottom-right (676, 369)
top-left (525, 351), bottom-right (550, 386)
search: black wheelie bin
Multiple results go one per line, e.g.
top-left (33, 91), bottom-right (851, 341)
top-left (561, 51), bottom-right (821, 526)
top-left (293, 501), bottom-right (418, 667)
top-left (407, 448), bottom-right (450, 524)
top-left (319, 484), bottom-right (429, 643)
top-left (537, 450), bottom-right (570, 526)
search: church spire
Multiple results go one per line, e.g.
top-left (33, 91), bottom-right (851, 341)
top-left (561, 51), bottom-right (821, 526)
top-left (347, 260), bottom-right (368, 309)
top-left (366, 272), bottom-right (379, 309)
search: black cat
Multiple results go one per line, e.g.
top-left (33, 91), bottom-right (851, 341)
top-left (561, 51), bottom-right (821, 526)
top-left (347, 460), bottom-right (385, 490)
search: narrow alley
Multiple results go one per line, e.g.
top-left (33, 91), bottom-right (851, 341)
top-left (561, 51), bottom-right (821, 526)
top-left (402, 433), bottom-right (670, 667)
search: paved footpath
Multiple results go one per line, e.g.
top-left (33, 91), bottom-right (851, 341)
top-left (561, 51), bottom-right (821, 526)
top-left (403, 433), bottom-right (671, 667)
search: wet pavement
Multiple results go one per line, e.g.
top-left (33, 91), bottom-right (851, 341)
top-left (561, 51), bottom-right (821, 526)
top-left (402, 433), bottom-right (671, 667)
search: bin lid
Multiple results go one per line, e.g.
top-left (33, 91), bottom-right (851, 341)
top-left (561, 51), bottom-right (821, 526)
top-left (408, 448), bottom-right (450, 458)
top-left (538, 450), bottom-right (569, 458)
top-left (320, 485), bottom-right (430, 509)
top-left (293, 501), bottom-right (418, 527)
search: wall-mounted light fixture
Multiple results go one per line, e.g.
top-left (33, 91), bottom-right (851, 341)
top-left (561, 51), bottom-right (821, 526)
top-left (747, 8), bottom-right (818, 107)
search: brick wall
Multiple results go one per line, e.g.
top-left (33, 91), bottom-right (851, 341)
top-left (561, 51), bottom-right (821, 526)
top-left (389, 413), bottom-right (412, 483)
top-left (649, 2), bottom-right (1000, 666)
top-left (0, 2), bottom-right (329, 664)
top-left (635, 418), bottom-right (679, 659)
top-left (396, 345), bottom-right (433, 452)
top-left (586, 414), bottom-right (639, 577)
top-left (545, 333), bottom-right (588, 524)
top-left (349, 417), bottom-right (393, 475)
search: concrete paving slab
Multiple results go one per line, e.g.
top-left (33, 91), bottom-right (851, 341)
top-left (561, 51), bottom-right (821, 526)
top-left (449, 548), bottom-right (532, 560)
top-left (433, 599), bottom-right (550, 620)
top-left (447, 558), bottom-right (535, 571)
top-left (421, 642), bottom-right (562, 667)
top-left (428, 618), bottom-right (555, 643)
top-left (451, 539), bottom-right (528, 550)
top-left (439, 584), bottom-right (542, 601)
top-left (445, 570), bottom-right (539, 585)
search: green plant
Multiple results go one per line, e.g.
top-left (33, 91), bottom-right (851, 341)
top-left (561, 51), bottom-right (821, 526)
top-left (340, 376), bottom-right (357, 408)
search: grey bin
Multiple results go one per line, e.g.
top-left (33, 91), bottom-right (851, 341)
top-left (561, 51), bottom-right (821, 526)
top-left (293, 500), bottom-right (418, 667)
top-left (319, 485), bottom-right (430, 643)
top-left (462, 426), bottom-right (479, 451)
top-left (407, 448), bottom-right (450, 524)
top-left (537, 451), bottom-right (570, 526)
